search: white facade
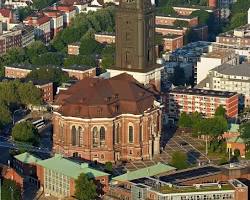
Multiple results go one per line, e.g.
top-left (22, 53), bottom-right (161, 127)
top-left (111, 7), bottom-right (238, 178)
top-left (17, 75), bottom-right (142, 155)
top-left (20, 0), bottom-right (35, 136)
top-left (107, 67), bottom-right (164, 91)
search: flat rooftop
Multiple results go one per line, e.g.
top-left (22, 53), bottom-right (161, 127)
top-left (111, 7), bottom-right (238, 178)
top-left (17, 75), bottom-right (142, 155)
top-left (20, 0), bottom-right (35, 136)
top-left (170, 87), bottom-right (237, 98)
top-left (202, 49), bottom-right (234, 59)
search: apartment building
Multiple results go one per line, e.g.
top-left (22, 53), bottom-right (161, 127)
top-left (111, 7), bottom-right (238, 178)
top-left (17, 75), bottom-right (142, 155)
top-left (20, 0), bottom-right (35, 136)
top-left (155, 15), bottom-right (199, 27)
top-left (216, 24), bottom-right (250, 49)
top-left (196, 49), bottom-right (239, 84)
top-left (51, 4), bottom-right (76, 27)
top-left (23, 13), bottom-right (51, 43)
top-left (0, 29), bottom-right (22, 55)
top-left (167, 87), bottom-right (238, 119)
top-left (197, 63), bottom-right (250, 107)
top-left (5, 65), bottom-right (32, 78)
top-left (43, 10), bottom-right (64, 38)
top-left (67, 42), bottom-right (80, 55)
top-left (62, 66), bottom-right (96, 80)
top-left (10, 24), bottom-right (35, 47)
top-left (130, 179), bottom-right (248, 200)
top-left (94, 33), bottom-right (115, 44)
top-left (163, 34), bottom-right (183, 52)
top-left (155, 25), bottom-right (186, 36)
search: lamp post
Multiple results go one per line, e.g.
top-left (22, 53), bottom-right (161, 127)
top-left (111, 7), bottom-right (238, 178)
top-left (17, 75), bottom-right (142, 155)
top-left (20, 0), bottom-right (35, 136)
top-left (12, 109), bottom-right (22, 125)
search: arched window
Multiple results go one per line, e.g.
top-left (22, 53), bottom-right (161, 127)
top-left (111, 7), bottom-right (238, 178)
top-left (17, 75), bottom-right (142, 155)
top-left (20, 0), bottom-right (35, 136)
top-left (92, 127), bottom-right (98, 147)
top-left (129, 125), bottom-right (134, 143)
top-left (100, 126), bottom-right (105, 142)
top-left (77, 127), bottom-right (82, 146)
top-left (71, 126), bottom-right (77, 146)
top-left (115, 124), bottom-right (120, 144)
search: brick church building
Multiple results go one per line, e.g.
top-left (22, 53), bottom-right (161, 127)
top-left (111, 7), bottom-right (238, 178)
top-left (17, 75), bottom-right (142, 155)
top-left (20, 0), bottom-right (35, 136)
top-left (52, 0), bottom-right (163, 163)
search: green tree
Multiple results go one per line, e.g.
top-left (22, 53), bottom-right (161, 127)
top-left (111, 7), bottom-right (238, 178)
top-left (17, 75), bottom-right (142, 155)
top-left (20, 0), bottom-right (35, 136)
top-left (80, 38), bottom-right (102, 55)
top-left (171, 151), bottom-right (189, 170)
top-left (215, 105), bottom-right (226, 117)
top-left (27, 67), bottom-right (69, 86)
top-left (240, 122), bottom-right (250, 140)
top-left (105, 161), bottom-right (113, 172)
top-left (11, 121), bottom-right (38, 145)
top-left (26, 41), bottom-right (47, 62)
top-left (191, 10), bottom-right (210, 25)
top-left (173, 20), bottom-right (189, 28)
top-left (1, 179), bottom-right (22, 200)
top-left (17, 82), bottom-right (42, 105)
top-left (75, 173), bottom-right (97, 200)
top-left (0, 103), bottom-right (11, 129)
top-left (101, 55), bottom-right (114, 69)
top-left (178, 112), bottom-right (192, 128)
top-left (209, 116), bottom-right (228, 139)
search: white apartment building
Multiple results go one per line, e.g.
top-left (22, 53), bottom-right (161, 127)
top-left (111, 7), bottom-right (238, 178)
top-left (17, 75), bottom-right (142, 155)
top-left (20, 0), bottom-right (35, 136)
top-left (198, 63), bottom-right (250, 107)
top-left (196, 49), bottom-right (239, 84)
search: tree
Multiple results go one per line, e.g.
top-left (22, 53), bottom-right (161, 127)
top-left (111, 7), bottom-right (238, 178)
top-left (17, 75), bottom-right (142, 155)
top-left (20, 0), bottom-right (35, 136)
top-left (240, 122), bottom-right (250, 140)
top-left (191, 10), bottom-right (210, 25)
top-left (1, 179), bottom-right (22, 200)
top-left (234, 149), bottom-right (241, 158)
top-left (104, 162), bottom-right (113, 172)
top-left (209, 116), bottom-right (228, 139)
top-left (0, 103), bottom-right (11, 129)
top-left (173, 20), bottom-right (189, 28)
top-left (26, 41), bottom-right (47, 62)
top-left (215, 105), bottom-right (226, 117)
top-left (171, 151), bottom-right (189, 169)
top-left (75, 173), bottom-right (97, 200)
top-left (27, 67), bottom-right (69, 87)
top-left (101, 55), bottom-right (114, 69)
top-left (11, 121), bottom-right (38, 145)
top-left (79, 38), bottom-right (102, 55)
top-left (178, 112), bottom-right (192, 128)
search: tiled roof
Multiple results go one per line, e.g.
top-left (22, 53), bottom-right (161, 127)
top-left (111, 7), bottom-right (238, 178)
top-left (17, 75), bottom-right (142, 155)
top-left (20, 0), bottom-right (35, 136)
top-left (36, 154), bottom-right (109, 179)
top-left (212, 63), bottom-right (250, 77)
top-left (54, 73), bottom-right (159, 118)
top-left (112, 163), bottom-right (176, 182)
top-left (14, 152), bottom-right (41, 164)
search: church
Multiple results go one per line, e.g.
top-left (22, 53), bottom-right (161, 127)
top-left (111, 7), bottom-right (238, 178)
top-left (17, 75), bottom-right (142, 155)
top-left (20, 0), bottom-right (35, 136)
top-left (52, 0), bottom-right (163, 163)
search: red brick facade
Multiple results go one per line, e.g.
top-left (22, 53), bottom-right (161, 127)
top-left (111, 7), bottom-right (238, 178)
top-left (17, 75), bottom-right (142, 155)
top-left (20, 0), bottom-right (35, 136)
top-left (0, 30), bottom-right (22, 55)
top-left (5, 66), bottom-right (32, 78)
top-left (1, 166), bottom-right (24, 188)
top-left (156, 16), bottom-right (198, 27)
top-left (163, 35), bottom-right (183, 52)
top-left (35, 82), bottom-right (54, 103)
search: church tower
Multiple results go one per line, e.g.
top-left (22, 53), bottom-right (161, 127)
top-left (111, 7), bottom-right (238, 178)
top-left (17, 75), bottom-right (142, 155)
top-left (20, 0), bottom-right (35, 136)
top-left (115, 0), bottom-right (156, 72)
top-left (107, 0), bottom-right (163, 91)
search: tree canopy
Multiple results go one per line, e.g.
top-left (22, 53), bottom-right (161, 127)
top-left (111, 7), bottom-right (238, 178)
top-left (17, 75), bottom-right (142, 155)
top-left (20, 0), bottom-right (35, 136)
top-left (215, 105), bottom-right (226, 117)
top-left (1, 179), bottom-right (22, 200)
top-left (171, 151), bottom-right (189, 170)
top-left (11, 121), bottom-right (39, 145)
top-left (0, 103), bottom-right (11, 129)
top-left (75, 173), bottom-right (97, 200)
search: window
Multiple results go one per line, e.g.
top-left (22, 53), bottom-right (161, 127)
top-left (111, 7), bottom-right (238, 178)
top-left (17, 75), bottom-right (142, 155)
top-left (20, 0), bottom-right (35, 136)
top-left (100, 126), bottom-right (105, 142)
top-left (115, 124), bottom-right (120, 143)
top-left (93, 127), bottom-right (98, 147)
top-left (60, 123), bottom-right (64, 142)
top-left (78, 127), bottom-right (82, 146)
top-left (71, 126), bottom-right (77, 146)
top-left (129, 125), bottom-right (134, 143)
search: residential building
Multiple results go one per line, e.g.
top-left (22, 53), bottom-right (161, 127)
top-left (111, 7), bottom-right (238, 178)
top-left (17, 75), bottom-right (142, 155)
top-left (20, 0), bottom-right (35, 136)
top-left (167, 87), bottom-right (238, 119)
top-left (33, 80), bottom-right (54, 103)
top-left (130, 179), bottom-right (248, 200)
top-left (0, 8), bottom-right (16, 23)
top-left (23, 13), bottom-right (51, 43)
top-left (155, 15), bottom-right (199, 27)
top-left (3, 0), bottom-right (32, 9)
top-left (43, 9), bottom-right (64, 38)
top-left (10, 23), bottom-right (35, 47)
top-left (193, 25), bottom-right (208, 41)
top-left (62, 65), bottom-right (96, 80)
top-left (162, 34), bottom-right (183, 52)
top-left (197, 63), bottom-right (250, 107)
top-left (0, 29), bottom-right (22, 54)
top-left (155, 25), bottom-right (186, 36)
top-left (196, 49), bottom-right (239, 84)
top-left (216, 24), bottom-right (250, 49)
top-left (68, 42), bottom-right (80, 55)
top-left (36, 154), bottom-right (110, 198)
top-left (53, 73), bottom-right (162, 163)
top-left (173, 6), bottom-right (217, 16)
top-left (4, 65), bottom-right (32, 78)
top-left (94, 32), bottom-right (115, 44)
top-left (51, 4), bottom-right (76, 27)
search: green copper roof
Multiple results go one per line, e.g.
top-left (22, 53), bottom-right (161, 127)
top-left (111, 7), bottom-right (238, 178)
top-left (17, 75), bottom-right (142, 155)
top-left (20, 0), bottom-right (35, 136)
top-left (227, 136), bottom-right (245, 144)
top-left (14, 152), bottom-right (41, 164)
top-left (228, 124), bottom-right (240, 133)
top-left (112, 163), bottom-right (176, 182)
top-left (36, 154), bottom-right (109, 179)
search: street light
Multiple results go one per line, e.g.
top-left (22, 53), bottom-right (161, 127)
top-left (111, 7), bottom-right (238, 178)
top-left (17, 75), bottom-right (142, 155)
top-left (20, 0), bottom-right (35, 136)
top-left (12, 109), bottom-right (22, 125)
